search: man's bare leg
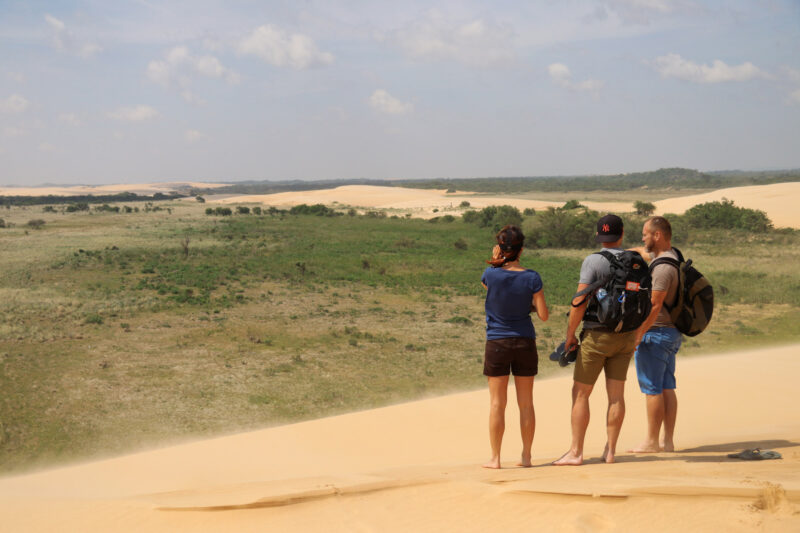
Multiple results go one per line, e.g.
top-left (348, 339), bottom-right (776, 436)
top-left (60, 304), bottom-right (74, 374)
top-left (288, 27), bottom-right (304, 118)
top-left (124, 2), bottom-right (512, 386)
top-left (661, 388), bottom-right (677, 452)
top-left (603, 378), bottom-right (626, 463)
top-left (629, 393), bottom-right (664, 453)
top-left (553, 381), bottom-right (593, 466)
top-left (514, 376), bottom-right (535, 467)
top-left (483, 375), bottom-right (509, 469)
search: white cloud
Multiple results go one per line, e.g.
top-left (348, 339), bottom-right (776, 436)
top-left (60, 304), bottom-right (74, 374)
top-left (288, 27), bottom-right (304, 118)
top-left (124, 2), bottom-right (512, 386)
top-left (58, 113), bottom-right (80, 125)
top-left (391, 14), bottom-right (514, 67)
top-left (782, 66), bottom-right (800, 84)
top-left (591, 0), bottom-right (693, 25)
top-left (44, 13), bottom-right (101, 58)
top-left (547, 63), bottom-right (604, 92)
top-left (2, 126), bottom-right (25, 138)
top-left (789, 89), bottom-right (800, 106)
top-left (369, 89), bottom-right (413, 115)
top-left (0, 94), bottom-right (30, 114)
top-left (185, 129), bottom-right (206, 143)
top-left (180, 91), bottom-right (207, 105)
top-left (107, 105), bottom-right (159, 122)
top-left (238, 24), bottom-right (334, 69)
top-left (38, 142), bottom-right (58, 153)
top-left (652, 53), bottom-right (765, 83)
top-left (6, 72), bottom-right (26, 83)
top-left (147, 45), bottom-right (239, 99)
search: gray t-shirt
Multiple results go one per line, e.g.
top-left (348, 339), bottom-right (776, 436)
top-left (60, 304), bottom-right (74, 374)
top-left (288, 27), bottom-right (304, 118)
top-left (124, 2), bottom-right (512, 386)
top-left (651, 248), bottom-right (679, 328)
top-left (578, 247), bottom-right (625, 330)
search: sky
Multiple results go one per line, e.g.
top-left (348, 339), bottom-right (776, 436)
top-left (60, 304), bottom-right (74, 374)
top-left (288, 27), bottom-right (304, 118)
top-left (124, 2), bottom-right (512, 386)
top-left (0, 0), bottom-right (798, 186)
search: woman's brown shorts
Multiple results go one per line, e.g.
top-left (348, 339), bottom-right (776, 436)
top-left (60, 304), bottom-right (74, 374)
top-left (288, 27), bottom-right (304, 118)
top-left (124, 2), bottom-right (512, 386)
top-left (484, 337), bottom-right (538, 377)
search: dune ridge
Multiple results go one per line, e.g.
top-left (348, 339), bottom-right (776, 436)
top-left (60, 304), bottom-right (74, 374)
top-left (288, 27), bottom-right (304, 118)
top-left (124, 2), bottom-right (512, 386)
top-left (1, 344), bottom-right (798, 532)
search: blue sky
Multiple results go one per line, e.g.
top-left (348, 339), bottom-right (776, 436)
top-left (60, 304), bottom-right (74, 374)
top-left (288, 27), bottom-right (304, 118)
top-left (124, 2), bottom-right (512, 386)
top-left (0, 0), bottom-right (798, 185)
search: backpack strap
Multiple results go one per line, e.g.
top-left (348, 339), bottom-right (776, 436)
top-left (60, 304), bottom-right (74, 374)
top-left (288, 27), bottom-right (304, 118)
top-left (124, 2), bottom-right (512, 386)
top-left (649, 252), bottom-right (680, 311)
top-left (570, 251), bottom-right (614, 307)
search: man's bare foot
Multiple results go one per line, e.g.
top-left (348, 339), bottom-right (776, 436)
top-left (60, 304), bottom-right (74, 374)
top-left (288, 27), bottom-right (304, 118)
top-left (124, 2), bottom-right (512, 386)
top-left (602, 443), bottom-right (616, 464)
top-left (661, 440), bottom-right (675, 452)
top-left (482, 458), bottom-right (501, 469)
top-left (628, 441), bottom-right (662, 453)
top-left (516, 454), bottom-right (532, 467)
top-left (553, 450), bottom-right (583, 466)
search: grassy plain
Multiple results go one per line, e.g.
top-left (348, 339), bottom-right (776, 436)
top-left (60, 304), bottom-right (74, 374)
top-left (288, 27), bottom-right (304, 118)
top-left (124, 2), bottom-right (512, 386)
top-left (0, 200), bottom-right (798, 474)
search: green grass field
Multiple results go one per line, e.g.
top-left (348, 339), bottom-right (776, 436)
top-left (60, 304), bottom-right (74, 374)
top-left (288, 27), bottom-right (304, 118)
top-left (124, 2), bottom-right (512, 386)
top-left (0, 200), bottom-right (798, 473)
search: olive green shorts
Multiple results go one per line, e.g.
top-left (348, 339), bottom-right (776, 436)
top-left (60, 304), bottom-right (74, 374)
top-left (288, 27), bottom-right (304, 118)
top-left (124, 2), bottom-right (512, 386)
top-left (573, 329), bottom-right (637, 385)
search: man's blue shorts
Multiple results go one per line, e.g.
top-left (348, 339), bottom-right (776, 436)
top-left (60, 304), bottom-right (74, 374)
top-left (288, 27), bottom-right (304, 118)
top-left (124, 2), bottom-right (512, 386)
top-left (634, 327), bottom-right (682, 395)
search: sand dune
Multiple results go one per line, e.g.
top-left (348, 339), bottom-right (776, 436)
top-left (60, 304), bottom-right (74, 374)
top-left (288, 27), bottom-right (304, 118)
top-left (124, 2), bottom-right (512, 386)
top-left (1, 345), bottom-right (798, 532)
top-left (213, 182), bottom-right (800, 227)
top-left (655, 182), bottom-right (800, 228)
top-left (0, 182), bottom-right (226, 197)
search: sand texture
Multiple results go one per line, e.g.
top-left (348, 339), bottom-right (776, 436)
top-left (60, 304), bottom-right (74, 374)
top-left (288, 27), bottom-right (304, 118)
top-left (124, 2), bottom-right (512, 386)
top-left (1, 345), bottom-right (798, 532)
top-left (213, 182), bottom-right (800, 228)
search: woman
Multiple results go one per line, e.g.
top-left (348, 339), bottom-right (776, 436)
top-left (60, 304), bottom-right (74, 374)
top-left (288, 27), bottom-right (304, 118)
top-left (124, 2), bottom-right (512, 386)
top-left (481, 225), bottom-right (548, 468)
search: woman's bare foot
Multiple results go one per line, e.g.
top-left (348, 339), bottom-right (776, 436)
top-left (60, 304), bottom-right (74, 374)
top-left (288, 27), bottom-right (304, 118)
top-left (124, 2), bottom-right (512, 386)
top-left (482, 458), bottom-right (501, 469)
top-left (516, 454), bottom-right (532, 467)
top-left (628, 440), bottom-right (662, 453)
top-left (602, 443), bottom-right (616, 463)
top-left (660, 439), bottom-right (675, 452)
top-left (553, 450), bottom-right (583, 466)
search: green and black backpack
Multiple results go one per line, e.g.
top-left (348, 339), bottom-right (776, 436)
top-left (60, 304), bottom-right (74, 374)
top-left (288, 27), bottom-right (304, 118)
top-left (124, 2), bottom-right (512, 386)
top-left (650, 247), bottom-right (714, 337)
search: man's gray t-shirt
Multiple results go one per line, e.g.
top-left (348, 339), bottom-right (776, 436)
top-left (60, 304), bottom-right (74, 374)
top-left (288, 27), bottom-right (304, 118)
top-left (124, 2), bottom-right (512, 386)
top-left (651, 248), bottom-right (679, 328)
top-left (578, 247), bottom-right (625, 330)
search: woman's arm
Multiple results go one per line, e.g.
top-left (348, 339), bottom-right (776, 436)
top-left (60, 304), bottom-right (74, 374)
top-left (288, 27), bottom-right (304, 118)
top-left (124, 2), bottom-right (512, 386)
top-left (532, 290), bottom-right (549, 322)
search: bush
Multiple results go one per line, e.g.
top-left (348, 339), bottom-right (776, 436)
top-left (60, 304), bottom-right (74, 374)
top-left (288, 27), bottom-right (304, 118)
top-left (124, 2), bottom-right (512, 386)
top-left (440, 214), bottom-right (455, 222)
top-left (634, 200), bottom-right (656, 216)
top-left (461, 205), bottom-right (522, 231)
top-left (459, 200), bottom-right (471, 208)
top-left (523, 207), bottom-right (536, 216)
top-left (236, 206), bottom-right (251, 215)
top-left (454, 238), bottom-right (468, 250)
top-left (0, 218), bottom-right (5, 228)
top-left (561, 199), bottom-right (584, 210)
top-left (527, 207), bottom-right (598, 248)
top-left (42, 206), bottom-right (56, 213)
top-left (196, 196), bottom-right (205, 203)
top-left (205, 207), bottom-right (214, 215)
top-left (66, 202), bottom-right (89, 212)
top-left (290, 204), bottom-right (338, 216)
top-left (27, 219), bottom-right (46, 229)
top-left (252, 206), bottom-right (262, 215)
top-left (214, 207), bottom-right (233, 216)
top-left (683, 198), bottom-right (772, 232)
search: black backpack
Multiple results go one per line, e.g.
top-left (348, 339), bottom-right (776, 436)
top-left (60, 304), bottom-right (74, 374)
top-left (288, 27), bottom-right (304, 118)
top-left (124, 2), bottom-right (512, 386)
top-left (573, 250), bottom-right (652, 333)
top-left (650, 248), bottom-right (713, 337)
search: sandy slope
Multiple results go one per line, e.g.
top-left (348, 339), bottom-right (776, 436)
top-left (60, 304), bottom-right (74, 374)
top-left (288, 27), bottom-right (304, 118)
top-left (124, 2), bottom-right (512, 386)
top-left (0, 182), bottom-right (226, 196)
top-left (654, 182), bottom-right (800, 228)
top-left (213, 182), bottom-right (800, 227)
top-left (210, 185), bottom-right (633, 218)
top-left (1, 345), bottom-right (798, 532)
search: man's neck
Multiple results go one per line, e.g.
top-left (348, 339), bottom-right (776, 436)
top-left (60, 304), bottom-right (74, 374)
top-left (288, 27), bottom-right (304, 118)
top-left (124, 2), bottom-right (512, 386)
top-left (652, 243), bottom-right (673, 257)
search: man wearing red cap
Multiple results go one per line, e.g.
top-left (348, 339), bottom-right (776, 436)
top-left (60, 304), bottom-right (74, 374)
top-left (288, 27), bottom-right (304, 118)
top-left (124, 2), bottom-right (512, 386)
top-left (554, 214), bottom-right (638, 466)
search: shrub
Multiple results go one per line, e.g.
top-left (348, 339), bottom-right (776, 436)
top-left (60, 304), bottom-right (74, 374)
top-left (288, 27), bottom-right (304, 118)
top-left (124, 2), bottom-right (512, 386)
top-left (236, 206), bottom-right (251, 215)
top-left (454, 238), bottom-right (468, 250)
top-left (459, 200), bottom-right (471, 208)
top-left (214, 207), bottom-right (233, 216)
top-left (290, 203), bottom-right (337, 216)
top-left (252, 206), bottom-right (262, 215)
top-left (440, 214), bottom-right (456, 222)
top-left (42, 206), bottom-right (57, 213)
top-left (523, 207), bottom-right (536, 216)
top-left (0, 218), bottom-right (5, 228)
top-left (205, 207), bottom-right (214, 215)
top-left (634, 200), bottom-right (656, 216)
top-left (66, 202), bottom-right (89, 212)
top-left (527, 207), bottom-right (598, 248)
top-left (196, 196), bottom-right (205, 203)
top-left (85, 313), bottom-right (103, 325)
top-left (683, 198), bottom-right (772, 232)
top-left (462, 205), bottom-right (522, 231)
top-left (364, 210), bottom-right (387, 219)
top-left (27, 219), bottom-right (46, 229)
top-left (561, 199), bottom-right (584, 210)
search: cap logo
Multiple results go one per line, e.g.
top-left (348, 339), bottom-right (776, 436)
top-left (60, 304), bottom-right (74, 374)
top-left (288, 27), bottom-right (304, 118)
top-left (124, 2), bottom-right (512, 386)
top-left (602, 224), bottom-right (610, 232)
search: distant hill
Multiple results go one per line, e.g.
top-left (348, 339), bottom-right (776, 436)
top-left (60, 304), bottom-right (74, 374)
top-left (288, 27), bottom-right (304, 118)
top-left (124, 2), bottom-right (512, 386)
top-left (190, 167), bottom-right (800, 196)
